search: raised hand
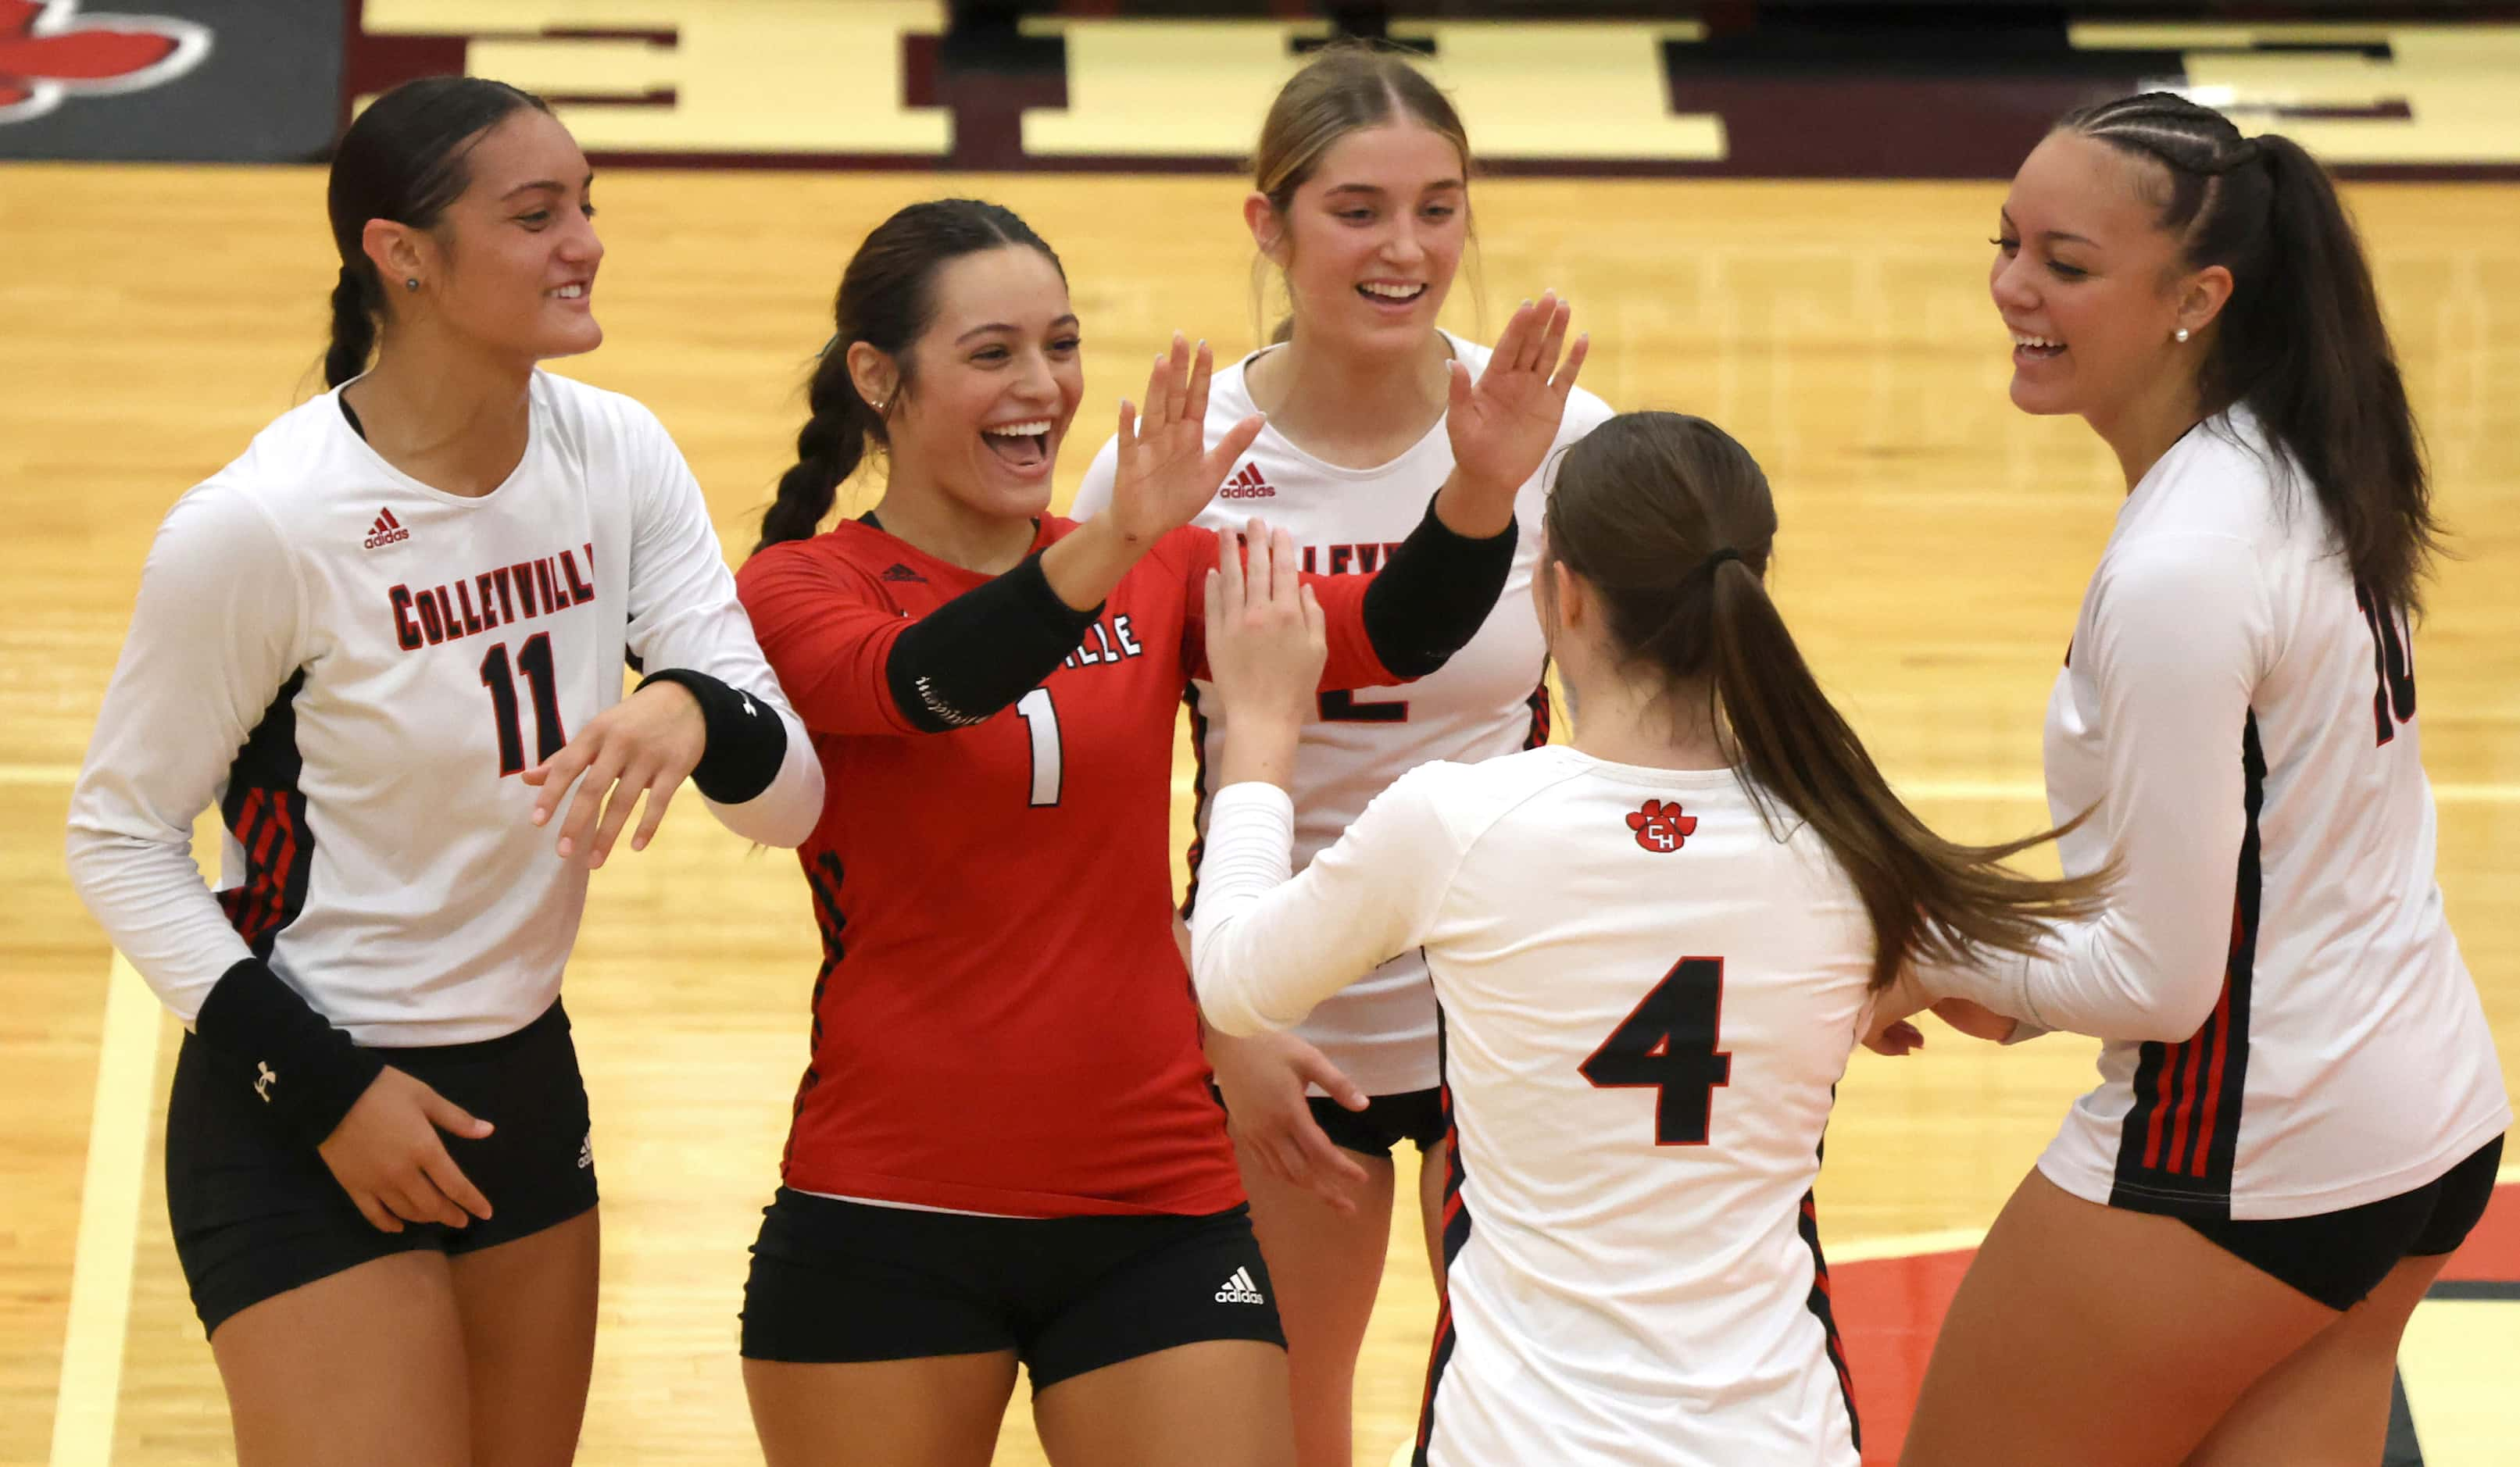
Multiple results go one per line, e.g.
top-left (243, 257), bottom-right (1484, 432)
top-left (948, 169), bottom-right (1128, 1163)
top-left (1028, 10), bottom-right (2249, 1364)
top-left (1104, 333), bottom-right (1267, 549)
top-left (1206, 523), bottom-right (1326, 727)
top-left (524, 677), bottom-right (707, 866)
top-left (1440, 291), bottom-right (1589, 530)
top-left (1207, 523), bottom-right (1324, 791)
top-left (317, 1066), bottom-right (495, 1233)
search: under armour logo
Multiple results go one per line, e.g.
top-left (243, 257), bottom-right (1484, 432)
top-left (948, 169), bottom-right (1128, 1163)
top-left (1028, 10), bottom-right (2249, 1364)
top-left (253, 1061), bottom-right (277, 1102)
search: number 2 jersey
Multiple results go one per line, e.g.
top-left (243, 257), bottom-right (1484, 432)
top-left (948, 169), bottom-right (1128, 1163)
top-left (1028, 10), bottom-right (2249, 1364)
top-left (735, 515), bottom-right (1423, 1219)
top-left (66, 371), bottom-right (823, 1044)
top-left (1192, 750), bottom-right (1871, 1466)
top-left (1073, 330), bottom-right (1617, 1096)
top-left (1934, 405), bottom-right (2507, 1219)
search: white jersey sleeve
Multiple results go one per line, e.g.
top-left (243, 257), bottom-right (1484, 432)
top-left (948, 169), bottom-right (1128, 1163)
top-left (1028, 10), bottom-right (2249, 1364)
top-left (1069, 434), bottom-right (1118, 521)
top-left (66, 484), bottom-right (305, 1022)
top-left (1190, 772), bottom-right (1453, 1037)
top-left (1929, 530), bottom-right (2271, 1042)
top-left (614, 397), bottom-right (820, 846)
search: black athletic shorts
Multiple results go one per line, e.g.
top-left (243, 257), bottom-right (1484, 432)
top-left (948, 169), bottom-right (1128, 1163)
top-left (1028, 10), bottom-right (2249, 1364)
top-left (1307, 1086), bottom-right (1449, 1158)
top-left (166, 1000), bottom-right (599, 1337)
top-left (2180, 1134), bottom-right (2503, 1311)
top-left (740, 1190), bottom-right (1285, 1390)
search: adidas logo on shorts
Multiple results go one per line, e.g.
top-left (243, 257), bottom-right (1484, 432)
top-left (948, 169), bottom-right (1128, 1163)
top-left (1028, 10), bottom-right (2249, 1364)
top-left (577, 1131), bottom-right (593, 1169)
top-left (1214, 1266), bottom-right (1265, 1305)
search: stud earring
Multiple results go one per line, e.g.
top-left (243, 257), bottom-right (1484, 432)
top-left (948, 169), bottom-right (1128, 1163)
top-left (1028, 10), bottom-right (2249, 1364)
top-left (2175, 327), bottom-right (2190, 343)
top-left (404, 277), bottom-right (420, 292)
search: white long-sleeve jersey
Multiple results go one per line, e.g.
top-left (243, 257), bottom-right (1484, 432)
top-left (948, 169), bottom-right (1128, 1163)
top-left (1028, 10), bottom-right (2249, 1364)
top-left (66, 370), bottom-right (823, 1045)
top-left (1075, 330), bottom-right (1616, 1095)
top-left (1193, 750), bottom-right (1867, 1467)
top-left (1929, 405), bottom-right (2506, 1219)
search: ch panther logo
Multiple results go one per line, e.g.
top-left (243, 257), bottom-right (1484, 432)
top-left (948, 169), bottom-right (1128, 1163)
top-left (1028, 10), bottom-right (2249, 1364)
top-left (1626, 798), bottom-right (1698, 854)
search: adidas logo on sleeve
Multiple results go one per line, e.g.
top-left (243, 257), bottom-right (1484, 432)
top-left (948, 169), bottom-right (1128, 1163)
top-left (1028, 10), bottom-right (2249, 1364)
top-left (1214, 1265), bottom-right (1266, 1304)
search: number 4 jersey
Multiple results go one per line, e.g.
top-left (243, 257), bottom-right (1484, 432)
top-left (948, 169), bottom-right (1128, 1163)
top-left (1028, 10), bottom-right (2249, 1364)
top-left (1192, 748), bottom-right (1871, 1467)
top-left (67, 372), bottom-right (821, 1045)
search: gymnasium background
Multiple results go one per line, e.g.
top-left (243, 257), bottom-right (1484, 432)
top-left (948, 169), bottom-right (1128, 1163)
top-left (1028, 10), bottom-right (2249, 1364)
top-left (8, 2), bottom-right (2516, 1464)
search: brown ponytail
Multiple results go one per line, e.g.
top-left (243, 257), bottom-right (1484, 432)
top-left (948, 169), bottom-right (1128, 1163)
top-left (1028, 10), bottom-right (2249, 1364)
top-left (1547, 412), bottom-right (2108, 990)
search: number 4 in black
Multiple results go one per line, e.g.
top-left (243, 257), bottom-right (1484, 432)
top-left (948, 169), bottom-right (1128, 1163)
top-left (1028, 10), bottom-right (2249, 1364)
top-left (1580, 955), bottom-right (1732, 1145)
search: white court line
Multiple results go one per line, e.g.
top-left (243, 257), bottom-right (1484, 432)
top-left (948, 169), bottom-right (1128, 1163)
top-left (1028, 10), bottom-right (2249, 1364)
top-left (1825, 1226), bottom-right (1989, 1264)
top-left (49, 954), bottom-right (164, 1467)
top-left (0, 764), bottom-right (83, 786)
top-left (1896, 780), bottom-right (2520, 805)
top-left (1169, 773), bottom-right (2520, 804)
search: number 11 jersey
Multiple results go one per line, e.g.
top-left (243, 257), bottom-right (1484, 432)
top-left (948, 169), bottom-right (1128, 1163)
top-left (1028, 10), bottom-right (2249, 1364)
top-left (67, 372), bottom-right (822, 1045)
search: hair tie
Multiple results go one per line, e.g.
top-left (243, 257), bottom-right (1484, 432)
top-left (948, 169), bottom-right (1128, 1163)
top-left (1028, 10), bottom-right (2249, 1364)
top-left (2207, 137), bottom-right (2263, 175)
top-left (1694, 547), bottom-right (1743, 580)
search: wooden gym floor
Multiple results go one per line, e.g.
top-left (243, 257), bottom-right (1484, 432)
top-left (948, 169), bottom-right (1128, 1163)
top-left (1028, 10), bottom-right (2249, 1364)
top-left (5, 162), bottom-right (2516, 1465)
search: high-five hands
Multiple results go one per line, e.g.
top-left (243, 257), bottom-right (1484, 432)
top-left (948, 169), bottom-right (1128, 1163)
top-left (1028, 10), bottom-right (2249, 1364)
top-left (1437, 291), bottom-right (1589, 534)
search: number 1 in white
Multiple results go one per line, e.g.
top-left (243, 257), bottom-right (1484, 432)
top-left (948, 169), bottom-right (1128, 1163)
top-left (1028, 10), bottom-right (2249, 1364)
top-left (1016, 688), bottom-right (1063, 807)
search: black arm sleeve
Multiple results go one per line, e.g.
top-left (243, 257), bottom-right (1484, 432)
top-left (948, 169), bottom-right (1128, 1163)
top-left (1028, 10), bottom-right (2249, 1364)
top-left (193, 957), bottom-right (387, 1148)
top-left (636, 669), bottom-right (788, 803)
top-left (885, 552), bottom-right (1102, 732)
top-left (1359, 495), bottom-right (1519, 679)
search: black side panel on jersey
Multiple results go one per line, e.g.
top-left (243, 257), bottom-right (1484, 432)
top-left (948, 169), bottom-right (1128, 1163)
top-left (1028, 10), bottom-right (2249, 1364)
top-left (2109, 713), bottom-right (2264, 1219)
top-left (215, 669), bottom-right (315, 960)
top-left (1413, 1008), bottom-right (1470, 1467)
top-left (1521, 680), bottom-right (1553, 751)
top-left (785, 851), bottom-right (848, 1178)
top-left (1178, 699), bottom-right (1214, 921)
top-left (1796, 1169), bottom-right (1861, 1452)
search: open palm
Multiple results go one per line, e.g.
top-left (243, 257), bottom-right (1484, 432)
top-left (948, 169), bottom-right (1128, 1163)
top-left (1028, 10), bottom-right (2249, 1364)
top-left (1106, 334), bottom-right (1266, 546)
top-left (1446, 291), bottom-right (1588, 501)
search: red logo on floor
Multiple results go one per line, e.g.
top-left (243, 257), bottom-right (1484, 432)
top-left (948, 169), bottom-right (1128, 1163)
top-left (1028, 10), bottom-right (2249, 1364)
top-left (0, 1), bottom-right (210, 123)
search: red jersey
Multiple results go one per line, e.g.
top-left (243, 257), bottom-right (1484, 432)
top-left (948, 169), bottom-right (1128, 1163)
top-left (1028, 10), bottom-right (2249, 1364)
top-left (736, 515), bottom-right (1404, 1216)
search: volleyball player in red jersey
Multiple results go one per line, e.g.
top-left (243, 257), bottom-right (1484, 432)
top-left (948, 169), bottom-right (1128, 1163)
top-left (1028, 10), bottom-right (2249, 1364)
top-left (731, 198), bottom-right (1586, 1465)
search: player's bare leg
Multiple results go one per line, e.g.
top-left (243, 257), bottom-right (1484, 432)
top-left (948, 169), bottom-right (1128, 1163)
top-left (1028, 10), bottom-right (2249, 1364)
top-left (745, 1351), bottom-right (1019, 1467)
top-left (211, 1250), bottom-right (471, 1467)
top-left (1901, 1169), bottom-right (2333, 1466)
top-left (1034, 1339), bottom-right (1295, 1467)
top-left (449, 1208), bottom-right (601, 1467)
top-left (2183, 1251), bottom-right (2449, 1466)
top-left (1237, 1141), bottom-right (1398, 1467)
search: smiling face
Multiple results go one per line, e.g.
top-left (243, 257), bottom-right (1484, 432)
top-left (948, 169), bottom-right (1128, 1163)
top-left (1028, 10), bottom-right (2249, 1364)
top-left (867, 244), bottom-right (1083, 522)
top-left (1260, 119), bottom-right (1467, 357)
top-left (383, 107), bottom-right (605, 364)
top-left (1989, 130), bottom-right (2226, 426)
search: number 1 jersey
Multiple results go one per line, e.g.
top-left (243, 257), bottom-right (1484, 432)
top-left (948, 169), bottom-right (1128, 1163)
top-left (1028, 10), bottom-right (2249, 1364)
top-left (737, 515), bottom-right (1412, 1219)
